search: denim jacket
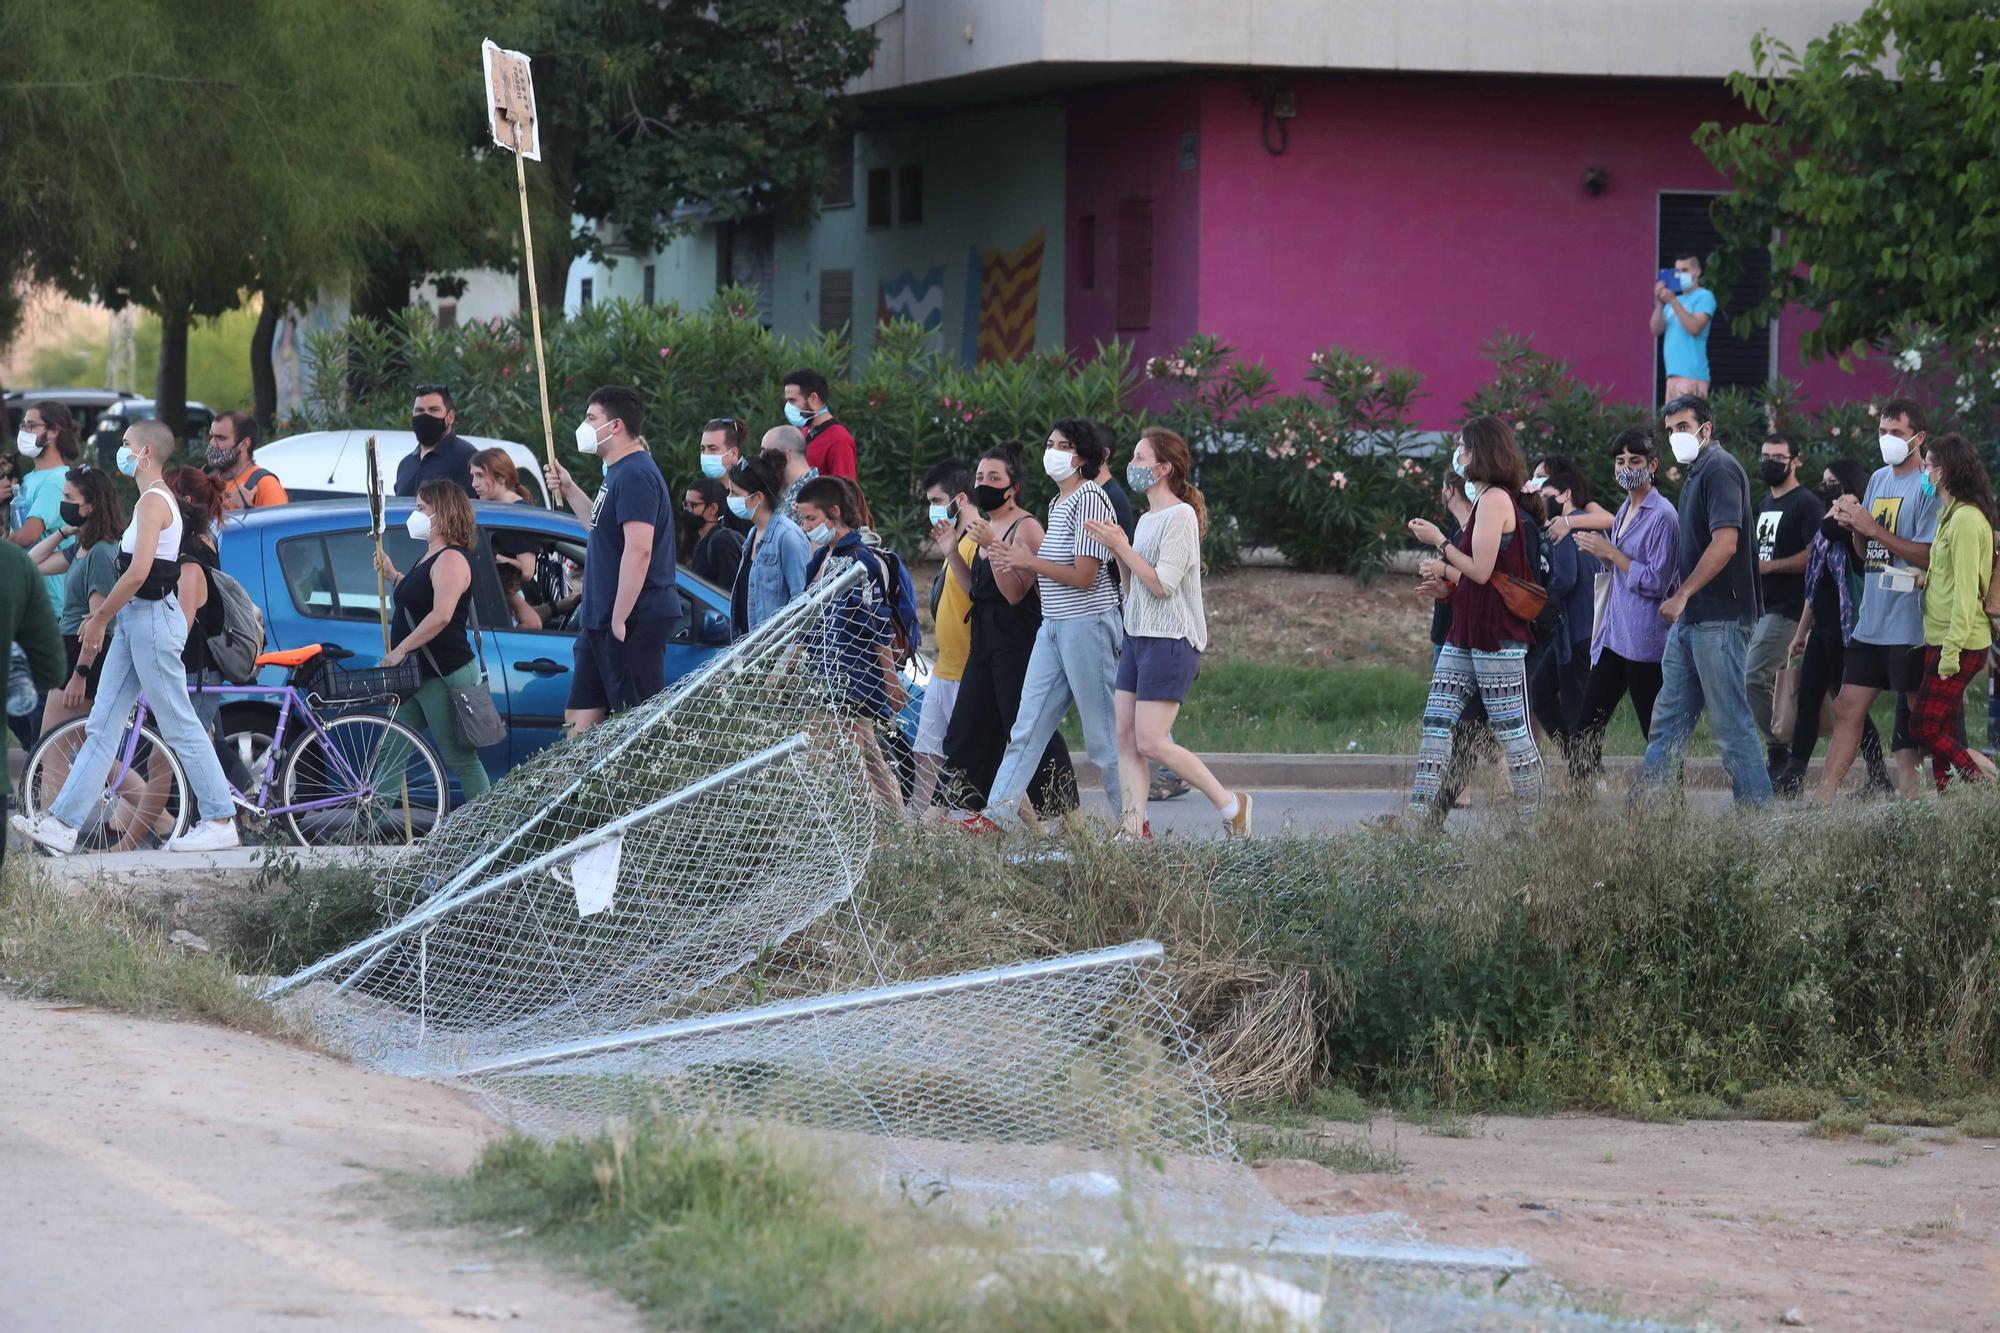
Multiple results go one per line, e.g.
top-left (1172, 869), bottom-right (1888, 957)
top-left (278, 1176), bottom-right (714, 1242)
top-left (733, 512), bottom-right (812, 633)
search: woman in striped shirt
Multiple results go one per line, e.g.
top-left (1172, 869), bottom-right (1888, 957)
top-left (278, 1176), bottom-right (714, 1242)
top-left (1085, 427), bottom-right (1251, 838)
top-left (981, 420), bottom-right (1126, 825)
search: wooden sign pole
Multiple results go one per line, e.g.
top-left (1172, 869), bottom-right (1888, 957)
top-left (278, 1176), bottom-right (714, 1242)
top-left (509, 116), bottom-right (559, 473)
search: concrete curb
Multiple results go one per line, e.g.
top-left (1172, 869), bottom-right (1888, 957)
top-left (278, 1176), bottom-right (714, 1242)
top-left (1074, 752), bottom-right (1821, 792)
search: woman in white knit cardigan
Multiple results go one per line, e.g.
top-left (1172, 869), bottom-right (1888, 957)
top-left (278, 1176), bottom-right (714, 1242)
top-left (1083, 426), bottom-right (1252, 839)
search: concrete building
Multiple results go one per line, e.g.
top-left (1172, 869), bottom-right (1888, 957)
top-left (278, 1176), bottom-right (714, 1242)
top-left (564, 1), bottom-right (1888, 425)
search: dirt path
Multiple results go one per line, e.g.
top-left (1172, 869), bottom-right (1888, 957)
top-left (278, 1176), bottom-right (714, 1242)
top-left (1259, 1114), bottom-right (2000, 1331)
top-left (0, 998), bottom-right (638, 1332)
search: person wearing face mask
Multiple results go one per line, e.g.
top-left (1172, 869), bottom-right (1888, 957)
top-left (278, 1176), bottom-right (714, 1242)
top-left (681, 476), bottom-right (745, 588)
top-left (542, 385), bottom-right (680, 734)
top-left (975, 422), bottom-right (1126, 829)
top-left (394, 384), bottom-right (477, 498)
top-left (760, 424), bottom-right (817, 520)
top-left (1774, 459), bottom-right (1892, 797)
top-left (30, 468), bottom-right (123, 739)
top-left (910, 459), bottom-right (977, 814)
top-left (1814, 397), bottom-right (1945, 801)
top-left (1743, 432), bottom-right (1824, 778)
top-left (940, 443), bottom-right (1076, 822)
top-left (1085, 428), bottom-right (1252, 838)
top-left (1906, 432), bottom-right (1998, 789)
top-left (0, 535), bottom-right (62, 878)
top-left (13, 421), bottom-right (242, 854)
top-left (795, 476), bottom-right (905, 807)
top-left (698, 418), bottom-right (754, 536)
top-left (372, 482), bottom-right (493, 802)
top-left (204, 412), bottom-right (287, 510)
top-left (1571, 428), bottom-right (1679, 784)
top-left (725, 449), bottom-right (811, 634)
top-left (11, 402), bottom-right (83, 611)
top-left (780, 369), bottom-right (856, 481)
top-left (1631, 395), bottom-right (1769, 806)
top-left (1651, 253), bottom-right (1717, 401)
top-left (1527, 460), bottom-right (1600, 768)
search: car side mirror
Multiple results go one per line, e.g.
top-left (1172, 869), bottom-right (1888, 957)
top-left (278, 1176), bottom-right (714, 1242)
top-left (696, 609), bottom-right (732, 646)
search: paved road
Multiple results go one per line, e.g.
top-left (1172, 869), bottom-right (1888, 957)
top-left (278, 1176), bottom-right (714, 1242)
top-left (1075, 786), bottom-right (1733, 838)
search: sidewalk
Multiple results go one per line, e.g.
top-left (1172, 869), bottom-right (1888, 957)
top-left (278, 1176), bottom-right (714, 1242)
top-left (1073, 752), bottom-right (1821, 792)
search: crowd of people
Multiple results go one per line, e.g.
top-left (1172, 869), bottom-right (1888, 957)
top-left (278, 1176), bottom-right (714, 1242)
top-left (1405, 393), bottom-right (1998, 822)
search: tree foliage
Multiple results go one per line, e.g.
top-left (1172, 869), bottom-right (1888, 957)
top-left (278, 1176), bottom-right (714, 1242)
top-left (1696, 1), bottom-right (2000, 362)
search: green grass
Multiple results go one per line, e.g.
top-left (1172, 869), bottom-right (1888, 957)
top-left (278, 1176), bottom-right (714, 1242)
top-left (1080, 660), bottom-right (1992, 755)
top-left (421, 1116), bottom-right (1295, 1333)
top-left (1230, 1085), bottom-right (1373, 1128)
top-left (1233, 1125), bottom-right (1403, 1174)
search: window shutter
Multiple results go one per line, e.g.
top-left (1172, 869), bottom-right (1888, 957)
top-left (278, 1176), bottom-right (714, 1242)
top-left (1115, 199), bottom-right (1153, 331)
top-left (819, 268), bottom-right (854, 332)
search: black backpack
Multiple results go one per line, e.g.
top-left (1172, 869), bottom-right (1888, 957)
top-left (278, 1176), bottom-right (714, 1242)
top-left (1516, 506), bottom-right (1563, 643)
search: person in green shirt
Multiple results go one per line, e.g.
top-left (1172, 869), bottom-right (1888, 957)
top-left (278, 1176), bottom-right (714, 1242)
top-left (1, 538), bottom-right (65, 876)
top-left (1909, 432), bottom-right (1997, 789)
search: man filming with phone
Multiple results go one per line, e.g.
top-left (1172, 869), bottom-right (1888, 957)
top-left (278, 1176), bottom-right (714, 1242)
top-left (1651, 253), bottom-right (1717, 402)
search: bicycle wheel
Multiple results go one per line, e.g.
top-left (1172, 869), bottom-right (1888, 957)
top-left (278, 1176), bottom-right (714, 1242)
top-left (279, 714), bottom-right (447, 846)
top-left (20, 715), bottom-right (192, 851)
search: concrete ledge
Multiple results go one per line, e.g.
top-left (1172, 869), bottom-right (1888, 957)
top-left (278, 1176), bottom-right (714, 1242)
top-left (25, 845), bottom-right (394, 944)
top-left (1075, 753), bottom-right (1825, 792)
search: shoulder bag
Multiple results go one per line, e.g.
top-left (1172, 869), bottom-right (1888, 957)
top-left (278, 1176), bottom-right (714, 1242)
top-left (403, 602), bottom-right (507, 751)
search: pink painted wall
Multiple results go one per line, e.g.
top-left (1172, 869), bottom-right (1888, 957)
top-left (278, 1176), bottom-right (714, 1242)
top-left (1066, 74), bottom-right (1889, 426)
top-left (1063, 85), bottom-right (1203, 398)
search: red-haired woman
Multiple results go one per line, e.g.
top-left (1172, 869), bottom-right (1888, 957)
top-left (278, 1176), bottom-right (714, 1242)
top-left (1084, 427), bottom-right (1251, 838)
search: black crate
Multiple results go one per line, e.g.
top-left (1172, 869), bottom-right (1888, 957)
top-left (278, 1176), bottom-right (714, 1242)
top-left (297, 657), bottom-right (422, 704)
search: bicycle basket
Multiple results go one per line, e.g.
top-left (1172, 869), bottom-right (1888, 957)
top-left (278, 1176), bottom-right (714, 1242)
top-left (296, 656), bottom-right (422, 705)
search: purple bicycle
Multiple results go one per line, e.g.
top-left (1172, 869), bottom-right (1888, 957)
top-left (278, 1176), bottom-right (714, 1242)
top-left (19, 643), bottom-right (448, 849)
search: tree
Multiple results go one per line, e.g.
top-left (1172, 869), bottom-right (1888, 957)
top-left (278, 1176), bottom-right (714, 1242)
top-left (474, 0), bottom-right (877, 308)
top-left (1696, 2), bottom-right (2000, 362)
top-left (1, 0), bottom-right (500, 431)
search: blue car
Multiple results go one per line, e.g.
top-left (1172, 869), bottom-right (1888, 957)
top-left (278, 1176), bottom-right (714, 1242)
top-left (214, 497), bottom-right (923, 787)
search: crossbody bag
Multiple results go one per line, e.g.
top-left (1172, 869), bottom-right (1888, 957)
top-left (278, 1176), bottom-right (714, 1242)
top-left (401, 602), bottom-right (507, 750)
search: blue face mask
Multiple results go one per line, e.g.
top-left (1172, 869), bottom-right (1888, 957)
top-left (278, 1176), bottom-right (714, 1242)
top-left (1921, 473), bottom-right (1937, 498)
top-left (1463, 480), bottom-right (1480, 504)
top-left (783, 401), bottom-right (813, 429)
top-left (116, 445), bottom-right (139, 477)
top-left (928, 503), bottom-right (951, 525)
top-left (805, 522), bottom-right (834, 546)
top-left (699, 454), bottom-right (727, 479)
top-left (1126, 462), bottom-right (1158, 493)
top-left (727, 494), bottom-right (755, 520)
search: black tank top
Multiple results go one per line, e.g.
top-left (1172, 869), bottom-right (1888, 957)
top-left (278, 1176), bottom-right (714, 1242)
top-left (393, 546), bottom-right (474, 679)
top-left (967, 515), bottom-right (1042, 635)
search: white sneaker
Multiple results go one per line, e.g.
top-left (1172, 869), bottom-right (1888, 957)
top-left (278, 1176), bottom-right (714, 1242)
top-left (165, 819), bottom-right (241, 853)
top-left (10, 811), bottom-right (80, 855)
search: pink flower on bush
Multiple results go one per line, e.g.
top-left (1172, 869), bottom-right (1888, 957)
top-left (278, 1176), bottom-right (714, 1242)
top-left (962, 411), bottom-right (974, 422)
top-left (658, 346), bottom-right (673, 358)
top-left (1828, 426), bottom-right (1841, 436)
top-left (1330, 470), bottom-right (1349, 489)
top-left (1303, 452), bottom-right (1320, 470)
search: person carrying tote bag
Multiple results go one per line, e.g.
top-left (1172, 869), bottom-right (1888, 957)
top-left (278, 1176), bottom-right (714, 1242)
top-left (374, 481), bottom-right (496, 802)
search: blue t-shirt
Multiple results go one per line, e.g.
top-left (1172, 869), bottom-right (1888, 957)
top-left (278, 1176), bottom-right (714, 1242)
top-left (15, 468), bottom-right (70, 612)
top-left (1662, 286), bottom-right (1718, 381)
top-left (580, 450), bottom-right (679, 630)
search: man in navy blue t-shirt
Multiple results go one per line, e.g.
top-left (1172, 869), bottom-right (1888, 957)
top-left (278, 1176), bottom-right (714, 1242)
top-left (546, 384), bottom-right (679, 731)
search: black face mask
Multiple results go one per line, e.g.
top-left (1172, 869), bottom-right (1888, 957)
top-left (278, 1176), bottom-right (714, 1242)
top-left (1759, 458), bottom-right (1792, 487)
top-left (411, 413), bottom-right (449, 446)
top-left (1816, 482), bottom-right (1843, 506)
top-left (59, 500), bottom-right (85, 527)
top-left (973, 483), bottom-right (1011, 513)
top-left (682, 506), bottom-right (710, 530)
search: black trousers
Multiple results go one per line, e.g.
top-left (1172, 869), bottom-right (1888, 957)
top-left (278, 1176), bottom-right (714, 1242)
top-left (1529, 638), bottom-right (1591, 767)
top-left (940, 619), bottom-right (1075, 816)
top-left (1787, 620), bottom-right (1889, 788)
top-left (1574, 648), bottom-right (1664, 781)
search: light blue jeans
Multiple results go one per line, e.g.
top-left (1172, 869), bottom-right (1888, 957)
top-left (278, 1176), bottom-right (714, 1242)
top-left (1638, 619), bottom-right (1773, 806)
top-left (51, 597), bottom-right (237, 827)
top-left (987, 611), bottom-right (1123, 820)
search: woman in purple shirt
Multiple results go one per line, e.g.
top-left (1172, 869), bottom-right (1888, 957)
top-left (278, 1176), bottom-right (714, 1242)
top-left (1571, 427), bottom-right (1678, 782)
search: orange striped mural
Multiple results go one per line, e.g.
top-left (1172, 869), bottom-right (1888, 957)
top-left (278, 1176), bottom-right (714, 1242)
top-left (974, 229), bottom-right (1045, 364)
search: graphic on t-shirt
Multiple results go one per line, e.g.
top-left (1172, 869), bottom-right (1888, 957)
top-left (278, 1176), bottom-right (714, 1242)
top-left (1866, 495), bottom-right (1903, 571)
top-left (1756, 510), bottom-right (1782, 563)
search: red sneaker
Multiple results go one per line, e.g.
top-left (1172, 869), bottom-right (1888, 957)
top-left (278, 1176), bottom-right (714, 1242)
top-left (959, 814), bottom-right (1002, 835)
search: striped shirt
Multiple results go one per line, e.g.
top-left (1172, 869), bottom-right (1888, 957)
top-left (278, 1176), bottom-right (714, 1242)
top-left (1038, 481), bottom-right (1122, 619)
top-left (1123, 502), bottom-right (1207, 651)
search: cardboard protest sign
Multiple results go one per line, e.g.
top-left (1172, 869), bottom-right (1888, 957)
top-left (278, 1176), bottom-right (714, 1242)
top-left (482, 39), bottom-right (541, 161)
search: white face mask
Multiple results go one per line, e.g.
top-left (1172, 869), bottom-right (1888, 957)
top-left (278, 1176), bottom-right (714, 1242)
top-left (1042, 447), bottom-right (1077, 482)
top-left (406, 510), bottom-right (433, 542)
top-left (1879, 433), bottom-right (1912, 467)
top-left (576, 419), bottom-right (608, 456)
top-left (1668, 430), bottom-right (1702, 465)
top-left (15, 427), bottom-right (40, 458)
top-left (1676, 270), bottom-right (1697, 291)
top-left (1520, 478), bottom-right (1542, 494)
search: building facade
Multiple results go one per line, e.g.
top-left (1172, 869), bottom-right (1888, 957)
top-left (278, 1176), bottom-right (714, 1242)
top-left (558, 0), bottom-right (1888, 425)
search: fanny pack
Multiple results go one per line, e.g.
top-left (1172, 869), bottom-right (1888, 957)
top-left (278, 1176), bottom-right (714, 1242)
top-left (113, 552), bottom-right (182, 601)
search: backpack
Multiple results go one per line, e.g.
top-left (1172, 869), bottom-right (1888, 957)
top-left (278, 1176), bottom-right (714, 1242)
top-left (873, 547), bottom-right (924, 667)
top-left (1516, 506), bottom-right (1563, 643)
top-left (204, 567), bottom-right (266, 684)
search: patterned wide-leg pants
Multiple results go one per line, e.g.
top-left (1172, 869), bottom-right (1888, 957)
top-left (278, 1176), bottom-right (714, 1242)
top-left (1410, 642), bottom-right (1542, 818)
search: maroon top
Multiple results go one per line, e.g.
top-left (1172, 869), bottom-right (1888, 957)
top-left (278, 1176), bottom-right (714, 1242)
top-left (1445, 495), bottom-right (1533, 652)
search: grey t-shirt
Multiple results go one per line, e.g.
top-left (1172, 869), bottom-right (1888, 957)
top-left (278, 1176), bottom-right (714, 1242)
top-left (1676, 444), bottom-right (1761, 625)
top-left (1852, 463), bottom-right (1942, 647)
top-left (59, 541), bottom-right (119, 635)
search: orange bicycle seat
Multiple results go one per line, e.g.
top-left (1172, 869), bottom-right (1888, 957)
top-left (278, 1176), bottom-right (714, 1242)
top-left (256, 644), bottom-right (325, 669)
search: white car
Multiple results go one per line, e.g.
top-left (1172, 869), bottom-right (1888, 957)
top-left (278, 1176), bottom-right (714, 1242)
top-left (252, 430), bottom-right (551, 506)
